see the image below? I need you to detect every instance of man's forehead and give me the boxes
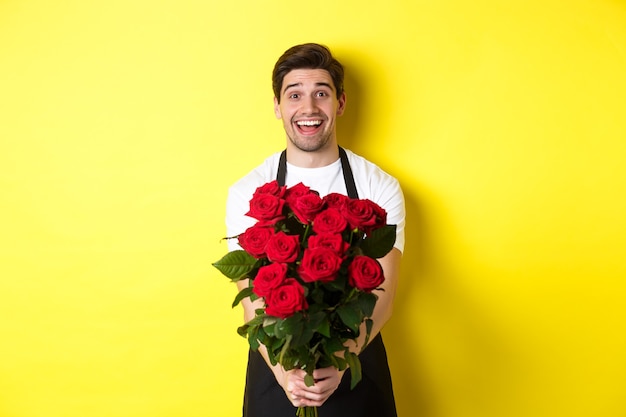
[281,69,334,92]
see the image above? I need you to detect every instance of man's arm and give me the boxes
[232,201,403,408]
[236,279,336,407]
[345,247,402,352]
[288,247,402,407]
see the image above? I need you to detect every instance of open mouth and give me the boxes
[295,119,323,134]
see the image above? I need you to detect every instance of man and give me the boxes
[226,43,405,417]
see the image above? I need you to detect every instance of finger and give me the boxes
[295,377,341,396]
[312,367,336,380]
[292,376,323,390]
[289,393,310,407]
[292,380,328,393]
[292,391,327,407]
[290,369,308,379]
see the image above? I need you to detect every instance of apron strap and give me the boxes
[276,146,359,199]
[276,150,287,188]
[339,146,359,199]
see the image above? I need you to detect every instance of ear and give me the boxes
[274,97,282,119]
[336,92,347,116]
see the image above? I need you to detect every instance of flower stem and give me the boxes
[301,223,312,245]
[296,406,318,417]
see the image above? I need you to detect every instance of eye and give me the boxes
[289,93,300,99]
[316,91,328,98]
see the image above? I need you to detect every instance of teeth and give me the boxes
[296,120,322,126]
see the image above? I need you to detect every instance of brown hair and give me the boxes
[272,43,344,103]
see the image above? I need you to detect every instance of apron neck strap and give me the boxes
[276,146,359,199]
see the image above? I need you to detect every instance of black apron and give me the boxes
[243,147,398,417]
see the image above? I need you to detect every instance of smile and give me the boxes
[296,120,322,127]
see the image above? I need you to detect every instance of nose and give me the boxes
[301,95,318,114]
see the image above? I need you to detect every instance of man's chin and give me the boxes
[288,136,330,153]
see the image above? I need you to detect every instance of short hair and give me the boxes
[272,43,344,103]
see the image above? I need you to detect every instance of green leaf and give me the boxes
[310,287,325,304]
[360,225,396,258]
[273,321,285,339]
[232,286,254,308]
[245,314,266,328]
[294,325,315,348]
[278,334,293,366]
[304,373,315,387]
[256,326,267,345]
[269,337,285,354]
[324,337,345,355]
[357,292,378,318]
[212,250,258,280]
[336,305,361,333]
[361,318,373,352]
[328,273,348,291]
[278,313,303,336]
[307,311,326,328]
[345,351,362,389]
[237,324,248,338]
[247,326,260,351]
[317,317,331,338]
[328,354,347,371]
[267,351,278,366]
[262,317,278,337]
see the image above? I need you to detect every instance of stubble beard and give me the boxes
[286,119,334,153]
[287,132,332,153]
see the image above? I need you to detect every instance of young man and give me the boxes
[225,43,405,417]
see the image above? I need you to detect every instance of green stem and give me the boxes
[301,223,312,245]
[296,406,318,417]
[347,287,358,302]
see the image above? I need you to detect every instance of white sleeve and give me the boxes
[225,182,257,252]
[375,177,406,254]
[224,155,282,252]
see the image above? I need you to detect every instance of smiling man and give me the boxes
[225,43,406,417]
[274,68,345,161]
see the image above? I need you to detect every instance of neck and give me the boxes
[285,142,340,168]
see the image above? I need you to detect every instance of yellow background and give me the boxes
[1,1,625,416]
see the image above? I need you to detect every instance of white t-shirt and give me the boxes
[226,148,405,253]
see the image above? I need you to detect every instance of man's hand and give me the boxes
[280,366,345,408]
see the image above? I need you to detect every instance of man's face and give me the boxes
[274,69,346,153]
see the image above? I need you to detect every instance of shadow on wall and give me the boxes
[333,49,386,155]
[387,189,437,417]
[335,54,437,416]
[335,59,362,153]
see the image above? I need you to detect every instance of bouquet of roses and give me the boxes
[213,180,396,417]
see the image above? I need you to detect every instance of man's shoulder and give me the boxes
[344,148,399,184]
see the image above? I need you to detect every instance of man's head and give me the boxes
[272,43,344,103]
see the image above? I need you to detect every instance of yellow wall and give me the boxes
[1,1,625,416]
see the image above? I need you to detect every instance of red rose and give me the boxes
[238,224,275,258]
[312,208,348,234]
[252,263,287,298]
[265,278,308,319]
[265,231,300,263]
[246,193,285,223]
[348,255,385,292]
[291,193,325,224]
[323,193,349,210]
[253,180,286,198]
[298,247,343,283]
[368,200,388,232]
[285,182,314,207]
[342,199,384,232]
[307,233,349,256]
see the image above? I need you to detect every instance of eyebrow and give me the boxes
[283,82,334,94]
